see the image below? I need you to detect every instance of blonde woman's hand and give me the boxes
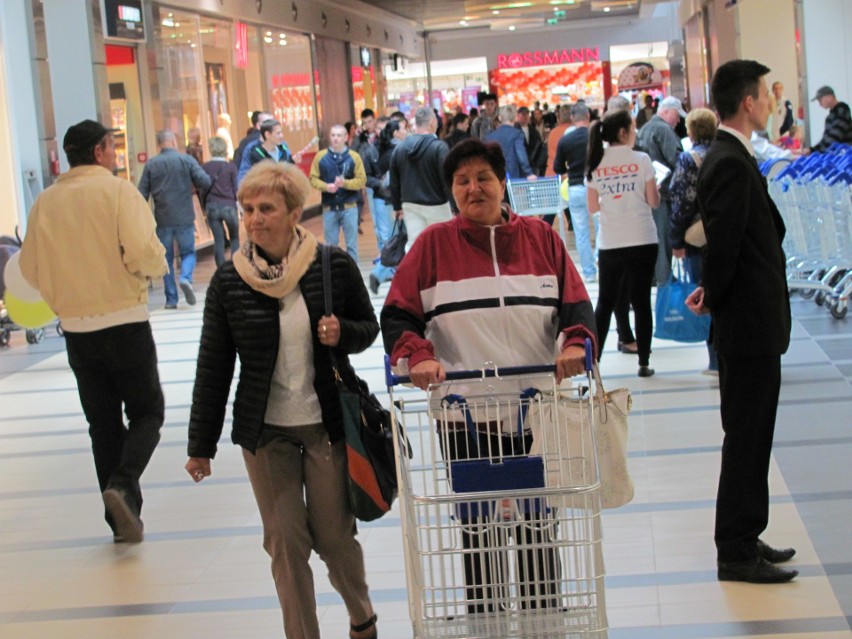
[318,314,341,347]
[186,457,211,482]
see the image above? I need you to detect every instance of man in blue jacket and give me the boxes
[485,105,537,182]
[138,130,211,309]
[309,125,366,262]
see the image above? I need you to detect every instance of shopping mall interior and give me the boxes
[0,0,851,637]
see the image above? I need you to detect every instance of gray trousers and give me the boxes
[243,423,373,639]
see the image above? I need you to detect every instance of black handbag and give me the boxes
[380,219,407,268]
[321,245,402,521]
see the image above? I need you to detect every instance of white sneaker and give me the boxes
[583,273,598,284]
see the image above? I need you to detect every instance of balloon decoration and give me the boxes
[3,251,42,302]
[3,292,56,329]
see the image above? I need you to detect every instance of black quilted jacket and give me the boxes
[187,245,379,458]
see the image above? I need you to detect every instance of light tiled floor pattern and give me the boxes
[1,216,850,638]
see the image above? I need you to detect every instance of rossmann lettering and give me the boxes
[497,47,600,70]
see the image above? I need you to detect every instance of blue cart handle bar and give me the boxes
[384,338,594,388]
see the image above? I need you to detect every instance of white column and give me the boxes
[42,0,108,174]
[0,0,46,235]
[799,0,852,146]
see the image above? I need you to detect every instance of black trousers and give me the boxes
[595,243,657,366]
[715,353,781,563]
[64,321,164,532]
[441,430,560,613]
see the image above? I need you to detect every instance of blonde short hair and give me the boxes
[238,162,311,213]
[686,107,718,144]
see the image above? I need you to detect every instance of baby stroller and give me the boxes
[0,232,48,347]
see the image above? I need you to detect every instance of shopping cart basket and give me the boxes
[385,342,608,639]
[506,177,569,246]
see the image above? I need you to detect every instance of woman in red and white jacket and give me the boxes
[380,138,596,614]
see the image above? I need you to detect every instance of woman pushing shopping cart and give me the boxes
[380,138,608,637]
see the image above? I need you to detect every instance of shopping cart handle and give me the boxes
[384,339,596,386]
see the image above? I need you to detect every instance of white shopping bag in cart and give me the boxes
[530,367,634,509]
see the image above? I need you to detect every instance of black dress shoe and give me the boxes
[369,274,380,295]
[757,539,796,563]
[638,366,655,377]
[717,556,798,583]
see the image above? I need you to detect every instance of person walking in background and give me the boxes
[19,119,168,544]
[635,94,656,129]
[485,105,537,182]
[587,109,660,377]
[186,161,380,638]
[233,110,272,169]
[516,106,546,175]
[809,85,852,153]
[185,127,204,164]
[636,95,685,286]
[544,105,572,178]
[553,102,596,282]
[138,130,211,309]
[669,107,719,374]
[239,119,301,185]
[471,92,498,140]
[368,119,408,294]
[310,124,366,262]
[389,107,451,252]
[444,112,471,149]
[201,136,240,266]
[687,59,798,584]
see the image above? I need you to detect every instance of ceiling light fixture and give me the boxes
[460,20,468,25]
[603,6,611,11]
[508,25,516,30]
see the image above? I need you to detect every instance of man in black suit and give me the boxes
[686,60,797,584]
[515,106,546,175]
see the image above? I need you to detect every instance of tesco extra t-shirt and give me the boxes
[586,146,657,250]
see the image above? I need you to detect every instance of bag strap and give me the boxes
[200,162,226,206]
[688,149,703,169]
[320,244,343,380]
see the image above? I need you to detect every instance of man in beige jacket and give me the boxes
[19,120,168,544]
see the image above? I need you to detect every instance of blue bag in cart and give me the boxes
[654,259,711,343]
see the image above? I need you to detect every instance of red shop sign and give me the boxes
[497,47,600,70]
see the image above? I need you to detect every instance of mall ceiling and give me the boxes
[356,0,653,31]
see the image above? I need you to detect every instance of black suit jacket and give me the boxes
[697,130,790,357]
[515,123,546,175]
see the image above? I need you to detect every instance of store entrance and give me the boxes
[105,44,144,183]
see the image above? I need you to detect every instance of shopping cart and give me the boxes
[385,343,608,639]
[506,177,569,246]
[769,144,852,318]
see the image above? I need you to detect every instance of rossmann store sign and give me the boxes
[496,47,601,69]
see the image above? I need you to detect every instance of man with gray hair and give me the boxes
[636,95,686,285]
[553,102,596,281]
[389,107,451,251]
[485,105,537,181]
[138,130,211,309]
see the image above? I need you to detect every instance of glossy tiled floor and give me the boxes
[1,215,850,639]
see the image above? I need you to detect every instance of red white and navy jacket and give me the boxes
[380,208,597,376]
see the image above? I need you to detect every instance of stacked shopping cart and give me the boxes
[768,144,852,319]
[385,350,608,639]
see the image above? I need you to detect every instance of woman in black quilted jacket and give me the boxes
[185,162,380,639]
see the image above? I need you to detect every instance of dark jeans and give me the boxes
[207,204,240,267]
[64,322,164,533]
[441,430,560,613]
[595,243,658,366]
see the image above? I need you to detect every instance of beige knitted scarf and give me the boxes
[233,225,318,299]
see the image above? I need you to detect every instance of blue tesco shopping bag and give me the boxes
[654,261,711,343]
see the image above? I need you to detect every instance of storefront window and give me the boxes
[262,30,317,156]
[610,42,671,110]
[492,61,605,111]
[384,57,487,116]
[150,8,207,148]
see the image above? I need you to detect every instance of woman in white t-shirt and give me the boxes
[586,109,661,377]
